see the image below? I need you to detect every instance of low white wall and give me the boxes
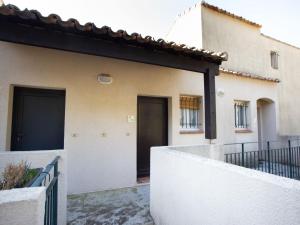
[166,144,224,161]
[150,146,300,225]
[0,187,45,225]
[0,150,67,225]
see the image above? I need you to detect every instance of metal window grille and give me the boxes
[180,96,201,129]
[234,101,248,128]
[271,51,279,69]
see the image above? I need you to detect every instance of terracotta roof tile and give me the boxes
[202,1,261,28]
[220,67,280,83]
[0,4,228,63]
[261,33,300,50]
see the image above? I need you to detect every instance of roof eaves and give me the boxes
[261,33,300,51]
[220,67,280,83]
[201,1,262,28]
[0,4,228,63]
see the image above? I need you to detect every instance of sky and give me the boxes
[5,0,300,47]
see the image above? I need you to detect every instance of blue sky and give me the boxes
[6,0,300,47]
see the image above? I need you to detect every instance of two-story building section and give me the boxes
[167,2,300,149]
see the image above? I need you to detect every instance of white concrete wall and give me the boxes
[150,146,300,225]
[166,3,203,49]
[0,150,67,225]
[166,4,280,148]
[165,144,223,161]
[167,3,300,136]
[215,73,278,151]
[0,187,45,225]
[201,6,300,136]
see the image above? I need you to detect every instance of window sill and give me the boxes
[235,129,252,133]
[180,130,204,134]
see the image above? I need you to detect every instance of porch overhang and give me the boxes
[0,4,228,139]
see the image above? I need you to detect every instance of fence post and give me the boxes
[267,141,271,173]
[241,143,245,167]
[288,140,292,178]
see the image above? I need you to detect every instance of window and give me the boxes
[234,101,249,129]
[180,96,202,130]
[271,51,279,69]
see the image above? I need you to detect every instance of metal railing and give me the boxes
[31,156,60,225]
[224,140,300,180]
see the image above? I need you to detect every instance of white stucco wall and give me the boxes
[163,144,223,161]
[0,41,210,194]
[0,150,67,225]
[150,146,300,225]
[201,6,300,136]
[166,3,202,49]
[0,41,280,193]
[0,187,45,225]
[167,4,300,136]
[215,73,278,150]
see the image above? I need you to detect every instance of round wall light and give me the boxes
[97,73,113,84]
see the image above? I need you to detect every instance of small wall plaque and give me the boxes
[127,115,135,123]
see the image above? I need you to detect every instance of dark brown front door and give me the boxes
[137,96,168,177]
[11,87,66,151]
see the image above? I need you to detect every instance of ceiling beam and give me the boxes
[0,20,219,74]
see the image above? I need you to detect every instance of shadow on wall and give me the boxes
[257,98,277,149]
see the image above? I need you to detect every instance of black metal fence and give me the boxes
[31,156,60,225]
[224,140,300,180]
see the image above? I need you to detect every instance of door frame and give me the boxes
[137,96,169,178]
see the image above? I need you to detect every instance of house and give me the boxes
[168,2,300,148]
[0,1,299,197]
[0,3,227,195]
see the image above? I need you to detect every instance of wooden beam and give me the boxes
[0,20,219,73]
[0,19,221,140]
[204,67,218,139]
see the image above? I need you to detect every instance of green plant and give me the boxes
[0,161,38,190]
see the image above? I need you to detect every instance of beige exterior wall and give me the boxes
[0,41,278,193]
[201,6,300,136]
[167,4,300,136]
[215,73,278,146]
[0,41,210,193]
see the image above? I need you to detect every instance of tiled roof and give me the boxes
[220,67,280,83]
[202,1,262,28]
[261,33,300,51]
[0,4,228,63]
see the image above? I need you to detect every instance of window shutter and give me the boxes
[271,51,279,69]
[180,96,200,109]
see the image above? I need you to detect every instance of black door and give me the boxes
[11,87,66,151]
[137,96,168,177]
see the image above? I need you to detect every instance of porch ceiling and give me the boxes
[0,4,227,74]
[0,4,226,139]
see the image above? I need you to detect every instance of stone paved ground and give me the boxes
[67,185,154,225]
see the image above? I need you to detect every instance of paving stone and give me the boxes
[67,185,154,225]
